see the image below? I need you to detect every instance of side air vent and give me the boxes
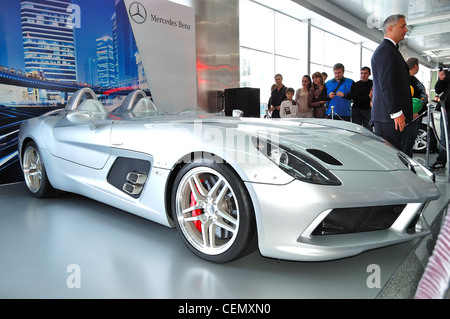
[107,157,151,198]
[306,149,343,166]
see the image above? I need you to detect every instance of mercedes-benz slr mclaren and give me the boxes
[18,88,440,263]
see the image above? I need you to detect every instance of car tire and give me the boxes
[171,159,258,263]
[22,141,56,198]
[413,124,428,153]
[413,123,438,154]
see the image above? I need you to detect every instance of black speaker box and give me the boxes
[224,88,260,117]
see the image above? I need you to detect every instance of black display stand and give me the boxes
[224,88,260,118]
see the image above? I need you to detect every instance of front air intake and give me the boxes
[312,205,406,236]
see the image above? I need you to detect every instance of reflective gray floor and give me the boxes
[0,155,448,299]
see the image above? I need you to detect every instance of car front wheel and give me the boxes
[171,161,257,263]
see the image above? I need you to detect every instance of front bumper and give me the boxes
[247,169,439,261]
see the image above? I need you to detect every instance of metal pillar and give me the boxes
[426,102,432,167]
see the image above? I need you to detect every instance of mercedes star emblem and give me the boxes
[129,2,147,24]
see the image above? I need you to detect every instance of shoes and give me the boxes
[430,162,446,169]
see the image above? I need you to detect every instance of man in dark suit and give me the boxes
[371,14,412,150]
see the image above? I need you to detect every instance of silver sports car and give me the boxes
[18,88,440,263]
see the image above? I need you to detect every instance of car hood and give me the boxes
[151,113,408,172]
[110,110,412,173]
[249,118,401,172]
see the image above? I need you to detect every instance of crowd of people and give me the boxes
[267,14,450,170]
[268,64,373,125]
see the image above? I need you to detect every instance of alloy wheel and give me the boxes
[23,145,43,193]
[175,166,240,256]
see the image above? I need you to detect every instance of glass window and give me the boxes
[240,0,274,53]
[341,40,359,80]
[323,32,341,69]
[310,26,370,82]
[239,0,308,106]
[362,47,374,74]
[417,64,431,98]
[274,12,302,58]
[240,1,378,107]
[310,27,324,65]
[310,62,323,74]
[275,55,302,91]
[240,47,274,103]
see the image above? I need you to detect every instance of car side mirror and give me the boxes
[66,111,97,130]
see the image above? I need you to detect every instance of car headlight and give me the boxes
[252,137,342,186]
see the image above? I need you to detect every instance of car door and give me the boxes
[41,113,113,170]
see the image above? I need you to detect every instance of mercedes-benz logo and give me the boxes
[129,2,147,24]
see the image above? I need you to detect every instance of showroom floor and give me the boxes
[0,154,448,299]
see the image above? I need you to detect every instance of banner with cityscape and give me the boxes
[0,0,148,184]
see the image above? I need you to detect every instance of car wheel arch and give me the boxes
[163,151,259,227]
[20,137,36,162]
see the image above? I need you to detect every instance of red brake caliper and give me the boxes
[190,180,204,232]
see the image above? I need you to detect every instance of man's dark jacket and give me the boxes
[371,39,412,124]
[435,69,450,110]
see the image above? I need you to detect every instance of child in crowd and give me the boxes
[280,88,298,118]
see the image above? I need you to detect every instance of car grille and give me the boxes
[312,205,407,236]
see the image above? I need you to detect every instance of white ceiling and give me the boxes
[291,0,450,68]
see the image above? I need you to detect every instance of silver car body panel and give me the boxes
[18,104,441,261]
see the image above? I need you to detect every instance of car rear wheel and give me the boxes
[22,141,56,198]
[413,125,428,153]
[171,160,257,263]
[413,123,438,154]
